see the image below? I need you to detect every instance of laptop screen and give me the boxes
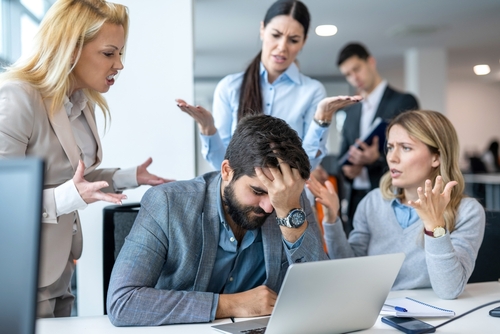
[0,158,44,334]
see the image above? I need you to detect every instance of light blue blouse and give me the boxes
[200,62,328,170]
[391,198,420,229]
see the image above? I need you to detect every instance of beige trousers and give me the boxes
[36,255,75,318]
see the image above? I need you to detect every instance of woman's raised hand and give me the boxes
[407,175,458,231]
[314,95,363,121]
[306,175,340,223]
[73,160,127,205]
[175,99,217,136]
[136,157,175,186]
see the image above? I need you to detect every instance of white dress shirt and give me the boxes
[353,80,387,190]
[199,62,327,170]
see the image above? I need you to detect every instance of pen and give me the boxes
[384,303,408,312]
[230,317,235,323]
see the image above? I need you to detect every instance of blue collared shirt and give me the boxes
[391,198,420,229]
[200,62,327,170]
[208,176,305,320]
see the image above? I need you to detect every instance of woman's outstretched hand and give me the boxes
[314,95,362,121]
[136,157,175,186]
[73,160,127,205]
[175,98,216,135]
[407,176,457,231]
[306,175,340,223]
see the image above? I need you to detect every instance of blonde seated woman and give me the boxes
[307,110,485,299]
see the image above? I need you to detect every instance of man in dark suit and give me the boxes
[337,43,419,234]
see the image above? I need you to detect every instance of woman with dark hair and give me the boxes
[177,0,359,170]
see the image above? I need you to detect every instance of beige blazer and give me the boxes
[0,81,118,288]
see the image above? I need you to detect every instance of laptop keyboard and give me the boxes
[240,327,266,333]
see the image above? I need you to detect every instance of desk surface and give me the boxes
[37,282,500,334]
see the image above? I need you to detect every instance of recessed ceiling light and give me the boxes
[315,25,337,37]
[473,64,491,76]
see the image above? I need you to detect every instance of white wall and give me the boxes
[447,79,500,158]
[76,0,195,316]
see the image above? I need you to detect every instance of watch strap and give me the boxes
[313,118,331,128]
[424,226,446,238]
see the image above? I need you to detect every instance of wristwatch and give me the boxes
[313,118,331,128]
[424,226,446,238]
[276,208,306,228]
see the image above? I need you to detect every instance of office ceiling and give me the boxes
[193,0,500,82]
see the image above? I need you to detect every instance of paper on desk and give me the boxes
[381,297,455,317]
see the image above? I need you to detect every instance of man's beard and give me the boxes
[223,182,271,230]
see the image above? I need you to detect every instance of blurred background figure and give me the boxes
[335,42,419,235]
[481,139,500,173]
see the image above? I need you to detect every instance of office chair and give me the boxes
[102,202,140,314]
[468,210,500,283]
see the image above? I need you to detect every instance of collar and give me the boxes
[390,197,412,210]
[259,61,301,85]
[216,175,231,231]
[64,90,88,122]
[364,80,387,109]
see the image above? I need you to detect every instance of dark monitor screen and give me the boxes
[0,158,44,334]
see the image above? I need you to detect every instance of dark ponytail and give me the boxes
[237,0,310,121]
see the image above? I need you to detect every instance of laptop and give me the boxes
[0,158,45,334]
[212,253,405,334]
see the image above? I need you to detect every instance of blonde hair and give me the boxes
[380,110,464,232]
[0,0,129,119]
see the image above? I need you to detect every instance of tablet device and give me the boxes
[338,117,387,166]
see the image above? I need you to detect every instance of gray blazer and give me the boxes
[339,85,419,189]
[107,172,328,326]
[0,81,117,288]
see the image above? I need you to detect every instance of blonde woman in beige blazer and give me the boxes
[0,0,170,317]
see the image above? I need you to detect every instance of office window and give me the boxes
[20,13,38,56]
[0,0,5,62]
[20,0,44,19]
[0,0,52,65]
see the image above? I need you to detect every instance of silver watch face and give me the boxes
[289,209,306,228]
[276,208,306,228]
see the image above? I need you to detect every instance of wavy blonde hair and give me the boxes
[0,0,129,119]
[380,110,464,232]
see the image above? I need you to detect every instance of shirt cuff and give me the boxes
[322,218,344,240]
[54,179,88,216]
[210,293,220,321]
[199,132,225,170]
[282,232,305,250]
[199,132,218,156]
[113,167,138,190]
[303,123,328,166]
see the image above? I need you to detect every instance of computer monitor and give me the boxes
[0,157,44,334]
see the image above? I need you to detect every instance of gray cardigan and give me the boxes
[323,189,485,299]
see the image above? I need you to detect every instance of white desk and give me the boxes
[37,282,500,334]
